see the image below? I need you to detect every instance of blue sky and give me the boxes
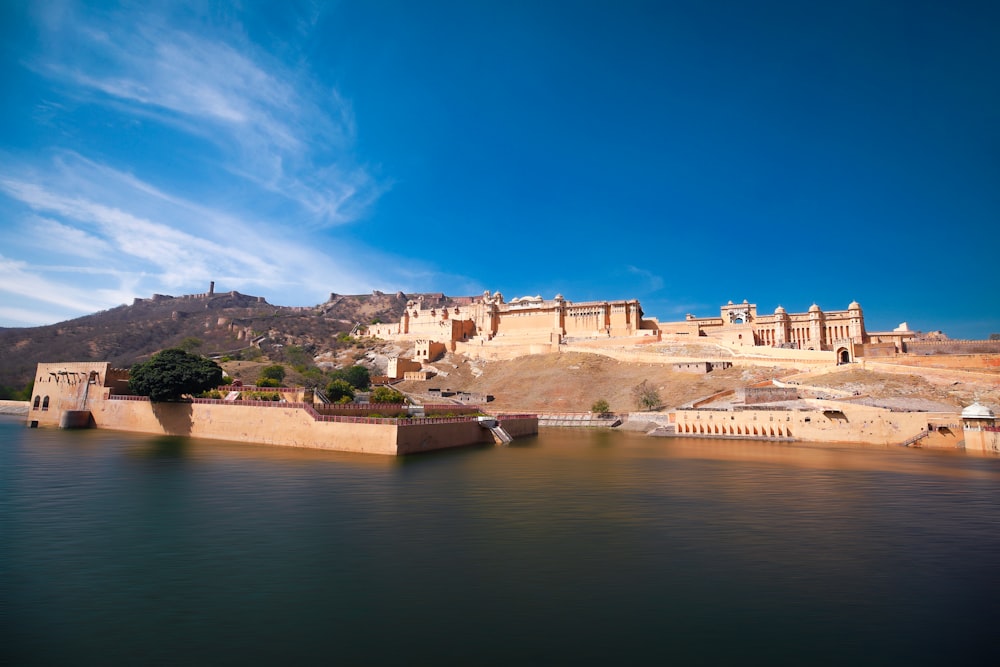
[1,1,997,338]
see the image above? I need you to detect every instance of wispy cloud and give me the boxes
[30,1,379,226]
[626,265,665,292]
[0,2,420,326]
[0,149,409,329]
[0,254,117,317]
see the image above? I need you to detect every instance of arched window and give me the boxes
[33,395,41,409]
[42,396,50,411]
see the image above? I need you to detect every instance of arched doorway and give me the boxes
[837,348,851,364]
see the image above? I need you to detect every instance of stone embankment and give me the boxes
[0,400,29,416]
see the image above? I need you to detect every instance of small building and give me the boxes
[386,356,422,380]
[673,361,732,374]
[961,402,999,454]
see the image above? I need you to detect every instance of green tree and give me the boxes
[257,377,280,388]
[591,399,611,416]
[259,364,286,383]
[0,380,33,401]
[330,365,371,390]
[129,349,224,402]
[632,380,661,411]
[370,386,406,404]
[325,379,356,403]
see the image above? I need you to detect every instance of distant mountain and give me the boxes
[0,289,456,395]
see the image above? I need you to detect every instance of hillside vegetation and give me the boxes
[0,290,419,397]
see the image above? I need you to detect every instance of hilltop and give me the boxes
[5,288,998,414]
[0,289,444,396]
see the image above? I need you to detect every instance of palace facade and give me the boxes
[658,300,920,363]
[369,291,660,351]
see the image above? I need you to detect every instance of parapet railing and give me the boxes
[106,394,526,426]
[216,385,301,393]
[302,403,480,426]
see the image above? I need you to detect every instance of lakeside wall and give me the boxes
[670,402,962,448]
[26,360,537,456]
[34,394,537,455]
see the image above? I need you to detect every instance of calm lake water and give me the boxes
[2,414,999,666]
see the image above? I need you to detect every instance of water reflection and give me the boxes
[2,418,999,665]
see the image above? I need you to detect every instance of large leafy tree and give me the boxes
[129,349,224,402]
[325,379,356,403]
[329,365,371,390]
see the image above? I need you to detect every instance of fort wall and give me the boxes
[904,340,1000,355]
[671,403,960,447]
[874,353,1000,370]
[27,361,537,455]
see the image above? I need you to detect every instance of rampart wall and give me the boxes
[904,340,1000,355]
[875,354,1000,370]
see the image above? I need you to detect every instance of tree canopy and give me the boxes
[370,386,406,404]
[329,365,371,390]
[325,379,356,403]
[129,348,224,402]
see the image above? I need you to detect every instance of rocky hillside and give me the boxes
[392,350,999,415]
[0,289,450,396]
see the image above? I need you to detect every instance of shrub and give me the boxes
[632,380,661,411]
[370,386,406,404]
[591,399,611,416]
[259,364,286,383]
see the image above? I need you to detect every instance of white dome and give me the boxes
[962,402,995,419]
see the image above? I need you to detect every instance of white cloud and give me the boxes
[0,150,405,324]
[23,215,113,260]
[0,254,113,315]
[0,3,458,327]
[29,1,377,227]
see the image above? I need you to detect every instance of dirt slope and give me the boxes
[396,351,1000,415]
[398,351,788,413]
